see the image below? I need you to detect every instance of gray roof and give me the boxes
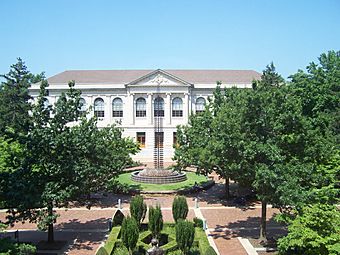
[47,69,261,84]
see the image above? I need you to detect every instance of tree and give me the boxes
[2,79,139,243]
[0,58,44,140]
[121,216,139,255]
[174,83,247,198]
[130,195,147,228]
[148,205,163,239]
[172,196,188,222]
[277,204,340,255]
[176,220,195,255]
[241,63,313,240]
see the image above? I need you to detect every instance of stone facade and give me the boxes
[29,69,260,166]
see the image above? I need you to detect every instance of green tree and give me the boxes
[0,58,44,140]
[148,205,163,239]
[2,79,138,243]
[277,204,340,255]
[121,216,139,255]
[175,220,195,255]
[130,195,147,227]
[172,196,188,223]
[241,63,312,240]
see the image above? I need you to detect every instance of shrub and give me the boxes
[172,196,188,222]
[176,220,195,255]
[112,209,125,226]
[148,205,163,239]
[277,204,340,255]
[130,195,147,227]
[0,238,36,255]
[16,243,37,255]
[193,217,203,228]
[113,247,129,255]
[205,246,218,255]
[121,216,139,254]
[95,246,108,255]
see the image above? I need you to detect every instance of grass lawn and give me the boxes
[116,171,208,191]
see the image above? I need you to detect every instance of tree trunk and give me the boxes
[225,177,230,200]
[47,205,54,243]
[259,200,267,241]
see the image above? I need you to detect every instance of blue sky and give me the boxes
[0,0,339,79]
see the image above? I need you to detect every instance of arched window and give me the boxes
[112,98,123,117]
[172,97,183,117]
[136,97,146,117]
[154,96,164,117]
[94,98,105,118]
[79,98,87,114]
[195,97,205,114]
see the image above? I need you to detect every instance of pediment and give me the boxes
[126,69,192,87]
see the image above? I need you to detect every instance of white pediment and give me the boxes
[126,69,192,87]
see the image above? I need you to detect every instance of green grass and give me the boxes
[116,172,208,191]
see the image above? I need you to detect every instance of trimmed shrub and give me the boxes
[193,217,203,228]
[95,246,108,255]
[121,216,139,254]
[205,246,218,255]
[172,196,188,222]
[113,247,129,255]
[112,209,125,226]
[130,195,147,227]
[148,205,163,239]
[176,220,195,255]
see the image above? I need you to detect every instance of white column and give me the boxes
[127,93,134,125]
[105,95,111,124]
[188,90,192,116]
[184,93,189,122]
[89,95,94,118]
[147,93,153,125]
[165,92,171,125]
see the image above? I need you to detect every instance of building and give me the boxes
[30,69,261,167]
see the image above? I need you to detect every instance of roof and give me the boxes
[47,69,261,84]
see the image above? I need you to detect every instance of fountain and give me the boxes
[131,74,187,184]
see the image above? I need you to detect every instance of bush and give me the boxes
[205,246,218,255]
[130,195,147,227]
[0,238,36,255]
[277,204,340,255]
[112,209,125,226]
[193,217,203,228]
[148,205,163,239]
[176,220,195,255]
[172,196,188,222]
[95,246,108,255]
[121,216,139,254]
[113,247,129,255]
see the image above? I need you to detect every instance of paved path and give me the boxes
[0,178,286,254]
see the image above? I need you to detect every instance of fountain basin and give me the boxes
[131,170,187,184]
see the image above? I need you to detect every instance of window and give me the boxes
[195,97,205,114]
[172,97,183,117]
[136,97,146,117]
[112,98,123,117]
[154,96,164,117]
[94,98,105,118]
[137,132,146,148]
[155,132,164,148]
[79,98,87,114]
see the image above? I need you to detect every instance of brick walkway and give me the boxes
[0,179,286,255]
